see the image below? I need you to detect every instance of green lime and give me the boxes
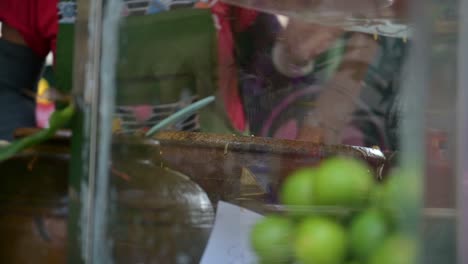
[315,157,374,207]
[380,169,422,227]
[250,215,294,263]
[294,217,347,264]
[280,167,317,213]
[368,234,418,264]
[369,184,386,208]
[349,209,389,260]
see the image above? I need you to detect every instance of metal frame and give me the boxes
[457,0,468,262]
[71,0,104,262]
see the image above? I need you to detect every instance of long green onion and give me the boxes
[0,104,75,162]
[145,96,215,137]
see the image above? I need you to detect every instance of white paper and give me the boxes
[200,201,264,264]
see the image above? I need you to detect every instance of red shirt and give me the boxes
[0,0,58,59]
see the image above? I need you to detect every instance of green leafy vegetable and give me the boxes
[145,96,215,137]
[0,104,75,162]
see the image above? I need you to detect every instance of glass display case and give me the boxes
[65,0,465,263]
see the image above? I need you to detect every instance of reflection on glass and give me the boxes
[65,0,460,263]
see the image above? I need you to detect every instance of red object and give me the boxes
[132,105,153,123]
[0,0,58,59]
[36,102,56,128]
[211,2,257,131]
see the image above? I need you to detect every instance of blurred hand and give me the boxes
[297,125,327,144]
[297,112,342,145]
[297,33,379,145]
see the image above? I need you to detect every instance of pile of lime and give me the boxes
[250,157,420,264]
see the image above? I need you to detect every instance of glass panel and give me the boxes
[69,0,464,263]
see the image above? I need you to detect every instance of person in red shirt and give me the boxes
[0,0,58,140]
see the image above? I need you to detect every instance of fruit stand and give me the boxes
[0,0,465,263]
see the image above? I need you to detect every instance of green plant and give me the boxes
[0,104,75,162]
